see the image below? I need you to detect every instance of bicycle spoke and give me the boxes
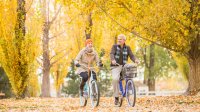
[90,81,100,107]
[80,91,87,107]
[126,80,136,107]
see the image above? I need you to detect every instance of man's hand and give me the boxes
[111,60,117,65]
[98,62,103,67]
[75,63,80,67]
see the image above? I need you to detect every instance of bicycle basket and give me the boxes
[122,63,137,78]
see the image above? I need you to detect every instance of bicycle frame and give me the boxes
[119,78,133,97]
[84,70,96,98]
[115,63,136,97]
[113,63,137,107]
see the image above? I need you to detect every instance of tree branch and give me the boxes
[120,2,181,46]
[171,17,189,29]
[92,0,182,52]
[120,2,134,16]
[50,52,69,68]
[47,0,50,22]
[36,57,43,67]
[49,31,65,40]
[49,6,62,26]
[50,48,67,61]
[26,0,34,13]
[142,48,149,68]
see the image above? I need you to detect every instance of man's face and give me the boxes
[86,42,93,48]
[117,37,125,45]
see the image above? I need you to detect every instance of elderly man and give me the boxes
[110,34,138,105]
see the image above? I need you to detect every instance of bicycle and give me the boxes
[78,64,100,108]
[115,63,137,107]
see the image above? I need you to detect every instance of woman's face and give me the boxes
[86,42,93,48]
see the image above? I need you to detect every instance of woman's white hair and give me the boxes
[118,34,126,40]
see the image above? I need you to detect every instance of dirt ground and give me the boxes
[0,96,200,112]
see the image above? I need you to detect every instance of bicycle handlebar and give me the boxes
[79,64,100,70]
[114,63,138,66]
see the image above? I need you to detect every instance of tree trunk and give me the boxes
[40,0,61,97]
[41,22,51,97]
[148,44,155,91]
[56,90,61,97]
[85,12,93,39]
[143,47,148,85]
[186,35,200,95]
[143,44,156,91]
[148,79,155,91]
[15,0,26,40]
[15,0,27,98]
[56,68,61,97]
[56,85,61,98]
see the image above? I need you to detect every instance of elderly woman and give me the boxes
[74,39,103,96]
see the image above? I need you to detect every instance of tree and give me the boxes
[39,0,62,97]
[143,44,156,91]
[97,0,200,95]
[141,44,177,91]
[0,0,40,98]
[172,52,189,81]
[62,60,79,96]
[0,67,12,97]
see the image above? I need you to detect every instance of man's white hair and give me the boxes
[118,34,126,40]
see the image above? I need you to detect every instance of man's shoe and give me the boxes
[114,97,119,105]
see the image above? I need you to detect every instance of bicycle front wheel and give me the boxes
[80,90,87,107]
[126,80,136,107]
[90,81,100,107]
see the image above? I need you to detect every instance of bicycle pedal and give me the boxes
[93,97,97,101]
[83,92,88,96]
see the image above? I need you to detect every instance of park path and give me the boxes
[0,96,200,112]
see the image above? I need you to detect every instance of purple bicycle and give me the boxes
[116,63,137,107]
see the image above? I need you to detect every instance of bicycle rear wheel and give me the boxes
[126,80,136,107]
[90,81,100,107]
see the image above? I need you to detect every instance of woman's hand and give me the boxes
[75,63,81,67]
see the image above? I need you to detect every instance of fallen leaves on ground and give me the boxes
[0,96,200,112]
